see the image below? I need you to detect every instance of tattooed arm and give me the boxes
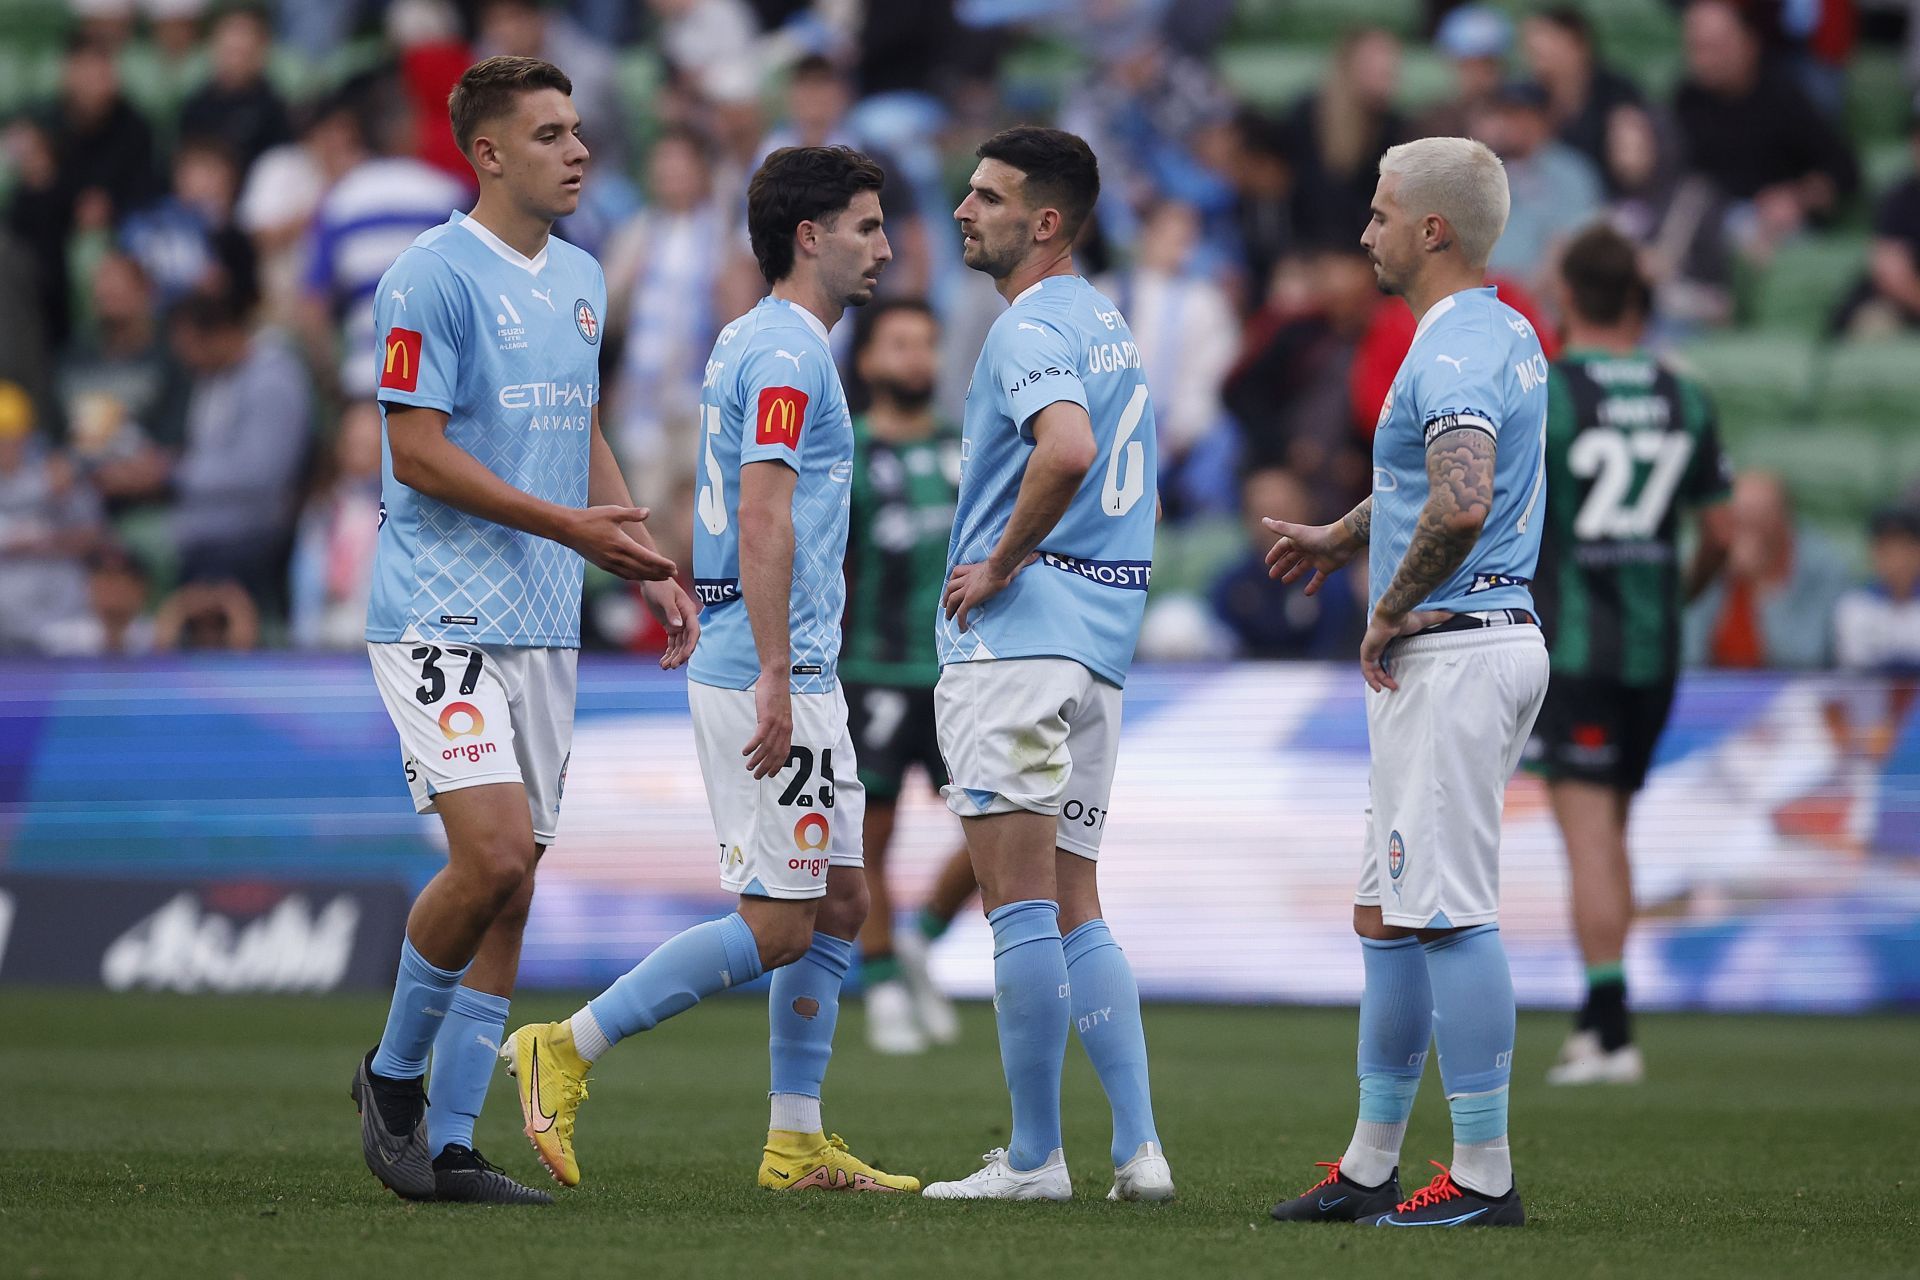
[1359,427,1496,690]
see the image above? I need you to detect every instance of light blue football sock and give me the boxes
[768,932,855,1132]
[1341,935,1432,1188]
[425,985,510,1156]
[587,913,763,1045]
[371,936,470,1079]
[1063,919,1160,1166]
[1425,924,1515,1195]
[989,900,1069,1172]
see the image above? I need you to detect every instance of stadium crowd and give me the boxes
[1,0,1917,673]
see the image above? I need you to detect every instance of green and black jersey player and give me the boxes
[842,298,978,1055]
[1527,226,1732,1085]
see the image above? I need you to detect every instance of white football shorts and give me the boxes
[689,679,865,900]
[934,656,1122,860]
[367,641,578,844]
[1356,625,1549,928]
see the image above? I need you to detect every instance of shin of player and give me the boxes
[1262,137,1548,1228]
[357,56,695,1206]
[503,145,916,1195]
[921,128,1169,1204]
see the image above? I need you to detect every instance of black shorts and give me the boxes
[844,681,948,802]
[1525,674,1677,794]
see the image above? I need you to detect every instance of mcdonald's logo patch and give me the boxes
[755,386,809,449]
[380,327,423,393]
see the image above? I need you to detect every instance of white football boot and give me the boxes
[922,1147,1072,1201]
[865,978,927,1055]
[1545,1029,1645,1085]
[1107,1141,1175,1202]
[895,927,960,1045]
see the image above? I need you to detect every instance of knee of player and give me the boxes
[464,839,537,911]
[745,912,815,969]
[815,878,870,939]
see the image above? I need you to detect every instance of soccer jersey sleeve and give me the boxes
[1410,339,1507,448]
[372,249,463,414]
[990,314,1088,442]
[1677,375,1734,507]
[735,338,828,472]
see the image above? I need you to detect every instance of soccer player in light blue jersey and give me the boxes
[1262,137,1550,1228]
[352,57,698,1206]
[504,146,919,1196]
[920,127,1171,1204]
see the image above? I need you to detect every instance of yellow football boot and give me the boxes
[758,1131,920,1193]
[500,1021,590,1188]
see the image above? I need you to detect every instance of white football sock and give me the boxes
[1450,1135,1513,1197]
[568,1007,611,1064]
[770,1092,821,1134]
[1339,1120,1405,1189]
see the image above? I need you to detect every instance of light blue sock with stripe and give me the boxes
[582,913,763,1053]
[426,985,510,1156]
[1341,935,1431,1188]
[989,899,1069,1172]
[768,932,855,1133]
[1063,919,1160,1167]
[371,936,471,1079]
[1425,924,1515,1196]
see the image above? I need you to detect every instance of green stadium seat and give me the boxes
[1865,140,1913,200]
[1818,339,1920,427]
[1848,52,1911,146]
[1216,44,1324,110]
[1673,333,1819,428]
[1723,422,1896,523]
[1746,234,1869,335]
[1252,0,1419,42]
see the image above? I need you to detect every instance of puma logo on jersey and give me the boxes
[389,287,413,310]
[773,349,807,369]
[1017,322,1047,333]
[530,287,555,310]
[1435,354,1469,372]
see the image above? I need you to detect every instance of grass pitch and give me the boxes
[3,990,1912,1278]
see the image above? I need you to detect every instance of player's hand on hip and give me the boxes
[641,578,700,670]
[943,555,1033,633]
[1262,518,1356,596]
[1359,609,1449,693]
[744,675,793,779]
[564,505,678,581]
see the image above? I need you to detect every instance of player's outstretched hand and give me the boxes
[1262,517,1359,596]
[942,555,1035,633]
[564,506,678,581]
[641,578,701,670]
[744,677,792,779]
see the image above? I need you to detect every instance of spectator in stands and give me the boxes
[650,0,765,108]
[477,0,628,173]
[1286,27,1407,250]
[1835,111,1920,336]
[1673,0,1859,261]
[1211,466,1364,659]
[289,400,382,649]
[119,137,256,309]
[1419,4,1513,141]
[1221,108,1295,305]
[1473,81,1605,297]
[388,0,478,186]
[1834,506,1920,674]
[1096,200,1238,519]
[0,381,104,654]
[70,541,158,656]
[153,579,260,651]
[0,226,57,434]
[1605,96,1737,332]
[169,284,312,615]
[56,251,188,510]
[298,78,465,394]
[1686,470,1850,669]
[177,4,292,173]
[604,128,729,518]
[1521,6,1646,194]
[237,89,369,328]
[46,33,162,228]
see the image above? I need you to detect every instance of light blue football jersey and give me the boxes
[365,213,606,648]
[688,296,853,696]
[938,275,1159,688]
[1370,285,1549,616]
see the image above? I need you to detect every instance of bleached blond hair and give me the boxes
[1377,137,1510,268]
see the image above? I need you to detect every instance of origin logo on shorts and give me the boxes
[380,326,423,392]
[1388,830,1406,880]
[756,386,809,449]
[436,701,497,764]
[790,812,830,878]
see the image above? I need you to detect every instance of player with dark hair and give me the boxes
[504,145,919,1195]
[842,297,976,1055]
[353,55,695,1205]
[922,126,1171,1203]
[1527,222,1732,1084]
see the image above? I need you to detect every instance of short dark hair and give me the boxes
[746,145,886,285]
[975,126,1100,242]
[1534,5,1594,46]
[447,56,573,155]
[1558,223,1651,325]
[852,296,936,359]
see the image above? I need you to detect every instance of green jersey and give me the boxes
[1535,350,1732,685]
[839,415,960,688]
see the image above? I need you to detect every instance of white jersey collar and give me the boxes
[1013,274,1078,305]
[1410,285,1496,345]
[772,296,832,346]
[457,212,549,276]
